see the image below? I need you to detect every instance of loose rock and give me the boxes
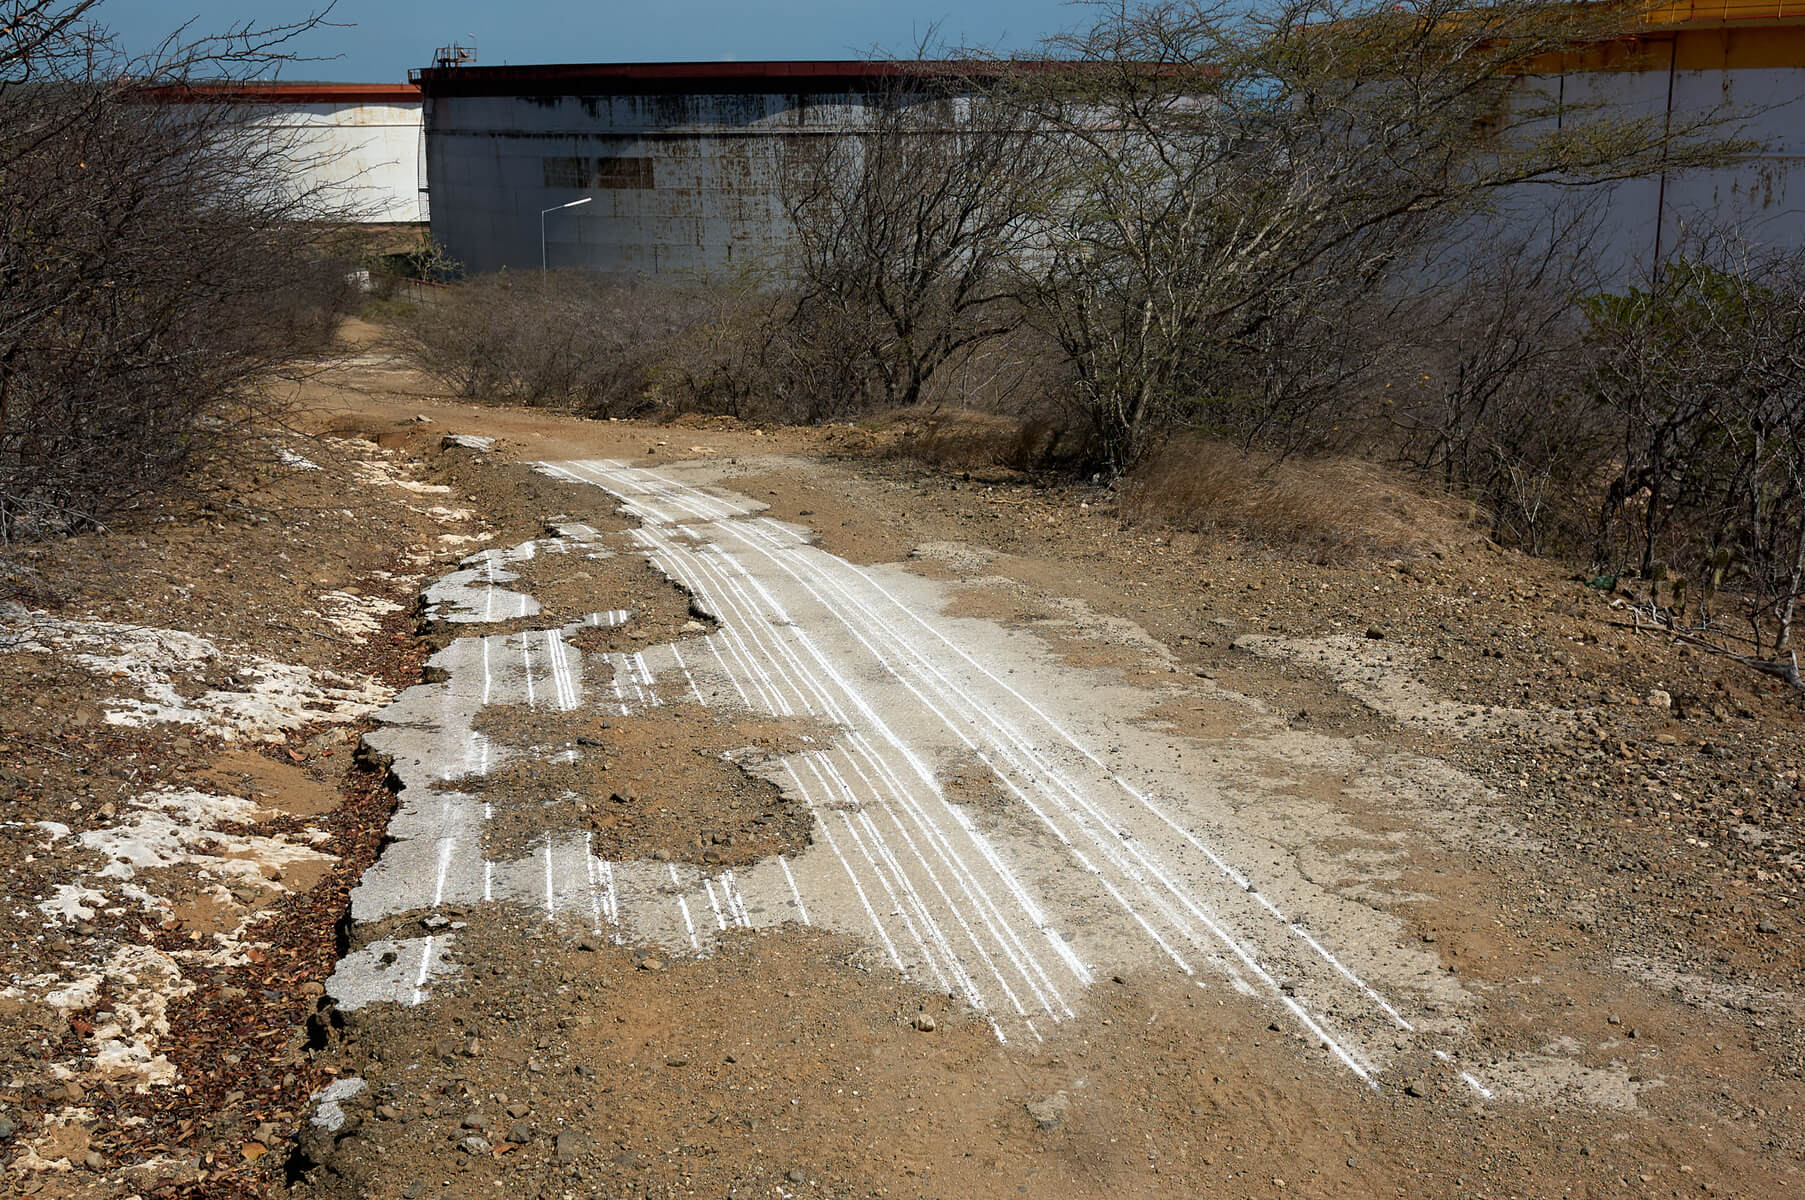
[1026,1092,1071,1130]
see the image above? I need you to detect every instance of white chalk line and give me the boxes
[584,463,1071,1025]
[565,462,1077,1005]
[673,481,1380,1077]
[778,854,811,925]
[556,459,1401,1079]
[668,862,701,951]
[617,484,1089,1007]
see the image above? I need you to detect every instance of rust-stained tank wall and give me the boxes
[424,87,874,276]
[1529,26,1805,281]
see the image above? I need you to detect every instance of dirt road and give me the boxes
[346,454,1478,1069]
[298,418,1802,1197]
[4,334,1801,1199]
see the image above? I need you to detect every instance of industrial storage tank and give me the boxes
[413,14,1804,284]
[410,61,910,277]
[1519,3,1805,280]
[149,82,426,232]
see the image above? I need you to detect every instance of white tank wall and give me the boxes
[1659,62,1805,262]
[245,101,425,224]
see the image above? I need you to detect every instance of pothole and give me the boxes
[460,704,833,867]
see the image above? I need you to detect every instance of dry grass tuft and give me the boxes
[1120,438,1466,560]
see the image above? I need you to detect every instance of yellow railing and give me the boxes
[1643,0,1805,24]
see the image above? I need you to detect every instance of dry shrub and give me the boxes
[389,272,711,416]
[880,408,1023,471]
[1120,438,1464,560]
[0,12,361,543]
[868,407,1094,474]
[647,284,789,420]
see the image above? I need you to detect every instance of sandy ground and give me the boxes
[1,321,1800,1199]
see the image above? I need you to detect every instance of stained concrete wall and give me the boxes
[424,90,879,276]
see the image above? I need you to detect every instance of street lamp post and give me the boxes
[540,196,593,273]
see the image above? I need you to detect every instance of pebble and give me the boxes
[555,1130,585,1163]
[506,1101,531,1119]
[913,1012,937,1033]
[1756,918,1779,934]
[787,1169,806,1183]
[1404,1080,1428,1098]
[1026,1092,1071,1130]
[0,1115,13,1141]
[506,1120,532,1145]
[458,1136,491,1155]
[638,957,664,972]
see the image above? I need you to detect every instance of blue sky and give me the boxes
[100,1,1087,82]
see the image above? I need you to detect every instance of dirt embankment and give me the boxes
[0,342,608,1196]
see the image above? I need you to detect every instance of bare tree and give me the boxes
[777,59,1061,419]
[0,1,352,544]
[1386,196,1614,552]
[1005,0,1740,471]
[1582,234,1805,684]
